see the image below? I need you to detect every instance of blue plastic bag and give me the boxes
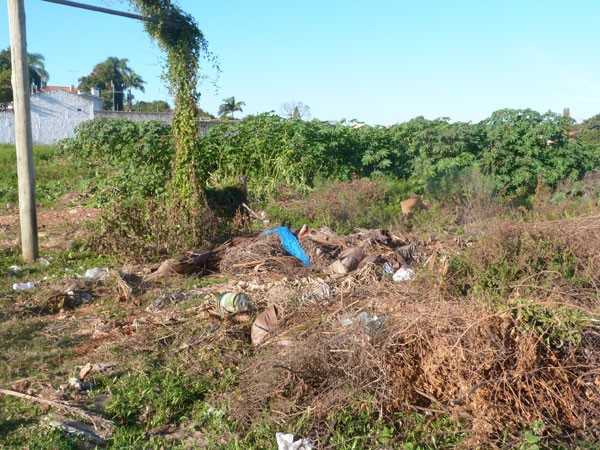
[261,227,311,266]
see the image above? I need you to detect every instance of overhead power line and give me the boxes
[40,0,182,28]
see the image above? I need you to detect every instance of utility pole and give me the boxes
[7,0,39,262]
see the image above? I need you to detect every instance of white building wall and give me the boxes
[0,89,98,145]
[0,111,15,144]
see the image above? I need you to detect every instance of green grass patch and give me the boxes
[0,144,94,208]
[103,367,210,428]
[0,396,85,449]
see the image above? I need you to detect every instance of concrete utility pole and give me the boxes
[7,0,39,262]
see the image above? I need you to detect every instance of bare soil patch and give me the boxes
[0,207,99,251]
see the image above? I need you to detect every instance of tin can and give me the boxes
[215,292,249,314]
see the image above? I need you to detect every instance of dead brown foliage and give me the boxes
[218,228,408,278]
[234,289,600,445]
[218,233,334,277]
[231,215,600,446]
[91,196,219,260]
[446,215,600,307]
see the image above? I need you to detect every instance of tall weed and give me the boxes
[60,119,174,203]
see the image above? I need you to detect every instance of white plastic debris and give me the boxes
[392,267,415,282]
[39,257,50,266]
[68,377,91,391]
[276,432,314,450]
[341,311,383,334]
[9,265,22,273]
[77,267,109,281]
[45,413,109,443]
[12,281,35,290]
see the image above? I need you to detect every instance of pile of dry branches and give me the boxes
[234,292,600,444]
[231,217,600,445]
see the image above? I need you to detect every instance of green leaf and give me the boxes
[524,430,541,444]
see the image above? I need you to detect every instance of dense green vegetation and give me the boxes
[61,108,600,204]
[203,109,597,199]
[59,119,173,203]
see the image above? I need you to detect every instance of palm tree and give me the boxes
[218,96,245,119]
[27,52,49,91]
[122,68,145,110]
[78,57,145,111]
[0,48,49,92]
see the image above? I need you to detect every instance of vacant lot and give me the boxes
[1,137,599,449]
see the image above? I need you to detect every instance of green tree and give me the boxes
[78,57,144,111]
[577,113,600,151]
[134,100,171,112]
[0,47,49,104]
[480,108,585,196]
[122,68,145,110]
[27,52,49,91]
[0,48,10,105]
[218,96,245,119]
[0,70,11,106]
[197,106,215,119]
[0,47,11,72]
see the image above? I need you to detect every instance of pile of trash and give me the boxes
[142,225,451,351]
[149,225,417,282]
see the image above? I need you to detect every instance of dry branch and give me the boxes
[0,388,114,432]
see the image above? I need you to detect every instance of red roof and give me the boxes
[41,86,78,93]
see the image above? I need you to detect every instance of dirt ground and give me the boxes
[0,207,99,251]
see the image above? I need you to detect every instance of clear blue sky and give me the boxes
[2,0,599,124]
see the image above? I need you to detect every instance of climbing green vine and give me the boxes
[128,0,216,244]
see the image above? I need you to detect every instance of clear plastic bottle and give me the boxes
[12,281,35,290]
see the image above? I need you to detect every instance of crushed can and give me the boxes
[215,292,249,314]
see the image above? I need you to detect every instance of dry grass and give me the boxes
[233,287,600,445]
[446,214,600,308]
[229,213,600,446]
[218,233,332,277]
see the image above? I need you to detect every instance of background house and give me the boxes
[0,86,103,145]
[0,86,221,145]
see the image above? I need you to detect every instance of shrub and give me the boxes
[446,219,600,306]
[425,167,507,225]
[60,118,174,202]
[88,196,218,259]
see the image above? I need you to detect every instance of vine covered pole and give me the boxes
[7,0,39,261]
[130,0,213,245]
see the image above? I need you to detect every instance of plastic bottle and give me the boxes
[12,281,35,290]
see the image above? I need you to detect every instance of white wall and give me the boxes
[0,92,223,145]
[0,111,14,144]
[0,90,96,145]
